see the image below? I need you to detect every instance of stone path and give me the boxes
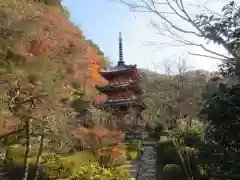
[125,131,157,180]
[128,132,157,180]
[129,160,139,178]
[137,141,157,180]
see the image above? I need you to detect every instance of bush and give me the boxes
[60,151,98,169]
[183,131,203,147]
[39,153,74,179]
[183,124,204,147]
[156,140,200,178]
[111,151,127,167]
[126,140,142,152]
[115,168,132,180]
[5,145,38,164]
[69,162,132,180]
[156,140,181,165]
[4,149,98,179]
[128,151,138,160]
[163,164,185,180]
[39,152,98,179]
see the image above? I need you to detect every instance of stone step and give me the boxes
[133,140,157,180]
[142,142,156,144]
[142,164,156,168]
[142,169,156,173]
[141,159,156,162]
[142,155,156,158]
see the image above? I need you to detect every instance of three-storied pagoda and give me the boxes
[95,33,146,131]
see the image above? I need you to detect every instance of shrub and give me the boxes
[110,151,127,167]
[5,149,98,179]
[183,123,204,147]
[128,151,138,160]
[74,126,124,155]
[156,140,181,165]
[60,151,98,168]
[163,164,185,180]
[183,131,203,147]
[126,140,142,152]
[74,126,125,167]
[39,153,73,179]
[115,168,132,180]
[69,162,132,180]
[5,145,38,164]
[156,140,200,178]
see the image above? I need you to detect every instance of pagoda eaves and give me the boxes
[94,32,146,130]
[95,99,146,109]
[99,63,140,81]
[95,80,143,94]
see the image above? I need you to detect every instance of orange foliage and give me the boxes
[95,95,106,102]
[90,60,101,85]
[73,126,125,160]
[2,0,105,96]
[0,0,108,135]
[27,38,53,56]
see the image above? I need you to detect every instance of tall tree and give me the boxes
[119,0,240,74]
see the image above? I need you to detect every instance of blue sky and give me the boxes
[62,0,137,65]
[62,0,227,73]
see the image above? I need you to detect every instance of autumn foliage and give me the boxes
[0,0,108,135]
[73,126,126,167]
[0,0,106,93]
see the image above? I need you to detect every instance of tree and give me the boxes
[119,0,240,74]
[199,82,240,179]
[73,126,125,167]
[141,58,205,129]
[87,40,111,69]
[0,1,85,179]
[62,6,71,19]
[1,56,74,179]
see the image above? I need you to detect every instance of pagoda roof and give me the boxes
[95,98,146,109]
[100,61,137,74]
[95,80,143,93]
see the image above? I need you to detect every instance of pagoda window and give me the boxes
[128,77,133,82]
[130,95,137,99]
[130,115,135,122]
[125,115,131,124]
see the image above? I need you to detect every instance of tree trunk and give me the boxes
[34,134,44,180]
[22,119,31,180]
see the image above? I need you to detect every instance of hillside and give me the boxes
[0,0,107,136]
[139,68,211,126]
[0,0,212,135]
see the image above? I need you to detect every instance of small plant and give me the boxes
[39,153,73,179]
[69,162,132,180]
[163,164,185,180]
[128,151,138,160]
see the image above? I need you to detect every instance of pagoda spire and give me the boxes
[118,32,125,66]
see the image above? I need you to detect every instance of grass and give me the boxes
[117,160,132,169]
[5,145,97,172]
[60,151,98,173]
[5,145,134,179]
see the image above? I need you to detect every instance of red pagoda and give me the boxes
[95,33,146,131]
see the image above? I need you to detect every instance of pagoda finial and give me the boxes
[118,32,124,65]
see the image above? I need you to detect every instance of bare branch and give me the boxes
[188,51,229,61]
[151,20,232,60]
[15,94,47,105]
[188,4,223,17]
[118,0,235,61]
[144,41,185,47]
